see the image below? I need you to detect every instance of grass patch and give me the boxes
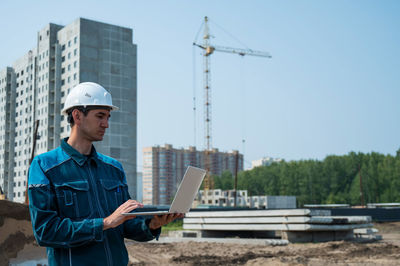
[162,219,183,232]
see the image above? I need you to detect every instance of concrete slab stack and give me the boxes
[354,228,382,241]
[183,209,378,243]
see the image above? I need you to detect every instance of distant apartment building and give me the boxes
[0,18,138,202]
[251,156,283,169]
[143,144,243,205]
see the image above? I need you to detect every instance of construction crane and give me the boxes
[193,16,271,191]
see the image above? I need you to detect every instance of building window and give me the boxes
[62,44,65,51]
[74,36,78,44]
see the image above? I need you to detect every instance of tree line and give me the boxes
[212,151,400,207]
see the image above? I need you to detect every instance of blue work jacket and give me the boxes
[28,138,160,266]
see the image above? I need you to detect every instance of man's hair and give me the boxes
[67,107,90,126]
[67,106,112,126]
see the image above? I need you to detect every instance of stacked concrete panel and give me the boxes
[183,209,378,243]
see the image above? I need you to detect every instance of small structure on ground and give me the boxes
[197,189,296,209]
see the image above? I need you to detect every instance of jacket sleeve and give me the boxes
[122,216,161,241]
[119,171,161,241]
[28,157,104,248]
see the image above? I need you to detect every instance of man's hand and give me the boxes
[148,213,184,230]
[103,200,143,230]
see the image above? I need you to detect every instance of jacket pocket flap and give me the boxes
[100,179,125,190]
[54,181,89,191]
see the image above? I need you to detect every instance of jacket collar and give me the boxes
[61,137,98,166]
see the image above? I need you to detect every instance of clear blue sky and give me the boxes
[1,1,399,170]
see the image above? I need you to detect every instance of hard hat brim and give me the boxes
[61,104,119,115]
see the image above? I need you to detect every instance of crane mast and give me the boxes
[202,17,213,190]
[194,16,271,191]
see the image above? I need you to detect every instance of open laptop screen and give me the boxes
[122,166,206,216]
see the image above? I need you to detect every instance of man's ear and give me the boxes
[72,109,81,125]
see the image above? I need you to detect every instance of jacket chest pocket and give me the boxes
[54,181,93,219]
[100,179,126,213]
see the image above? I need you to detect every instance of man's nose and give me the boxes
[102,119,109,128]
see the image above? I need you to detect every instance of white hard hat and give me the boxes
[61,82,119,115]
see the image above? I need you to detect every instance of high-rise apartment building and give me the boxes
[0,18,138,202]
[143,144,243,205]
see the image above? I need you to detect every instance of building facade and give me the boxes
[251,156,283,169]
[0,18,138,202]
[143,144,243,205]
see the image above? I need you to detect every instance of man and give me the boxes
[28,82,182,265]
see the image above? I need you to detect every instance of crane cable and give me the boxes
[208,17,249,167]
[192,45,197,147]
[207,18,250,50]
[240,56,247,168]
[193,19,205,45]
[192,19,205,147]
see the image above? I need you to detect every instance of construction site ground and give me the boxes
[126,222,400,266]
[1,198,399,265]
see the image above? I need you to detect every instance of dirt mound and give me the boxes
[127,226,400,266]
[172,251,274,265]
[0,199,31,221]
[0,200,45,265]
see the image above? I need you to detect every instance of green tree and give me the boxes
[218,150,399,206]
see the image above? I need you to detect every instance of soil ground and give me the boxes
[126,222,400,266]
[2,199,399,265]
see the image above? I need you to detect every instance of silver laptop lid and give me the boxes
[169,166,206,213]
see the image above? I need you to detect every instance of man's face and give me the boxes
[79,108,110,142]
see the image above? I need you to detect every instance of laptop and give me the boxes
[122,166,206,216]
